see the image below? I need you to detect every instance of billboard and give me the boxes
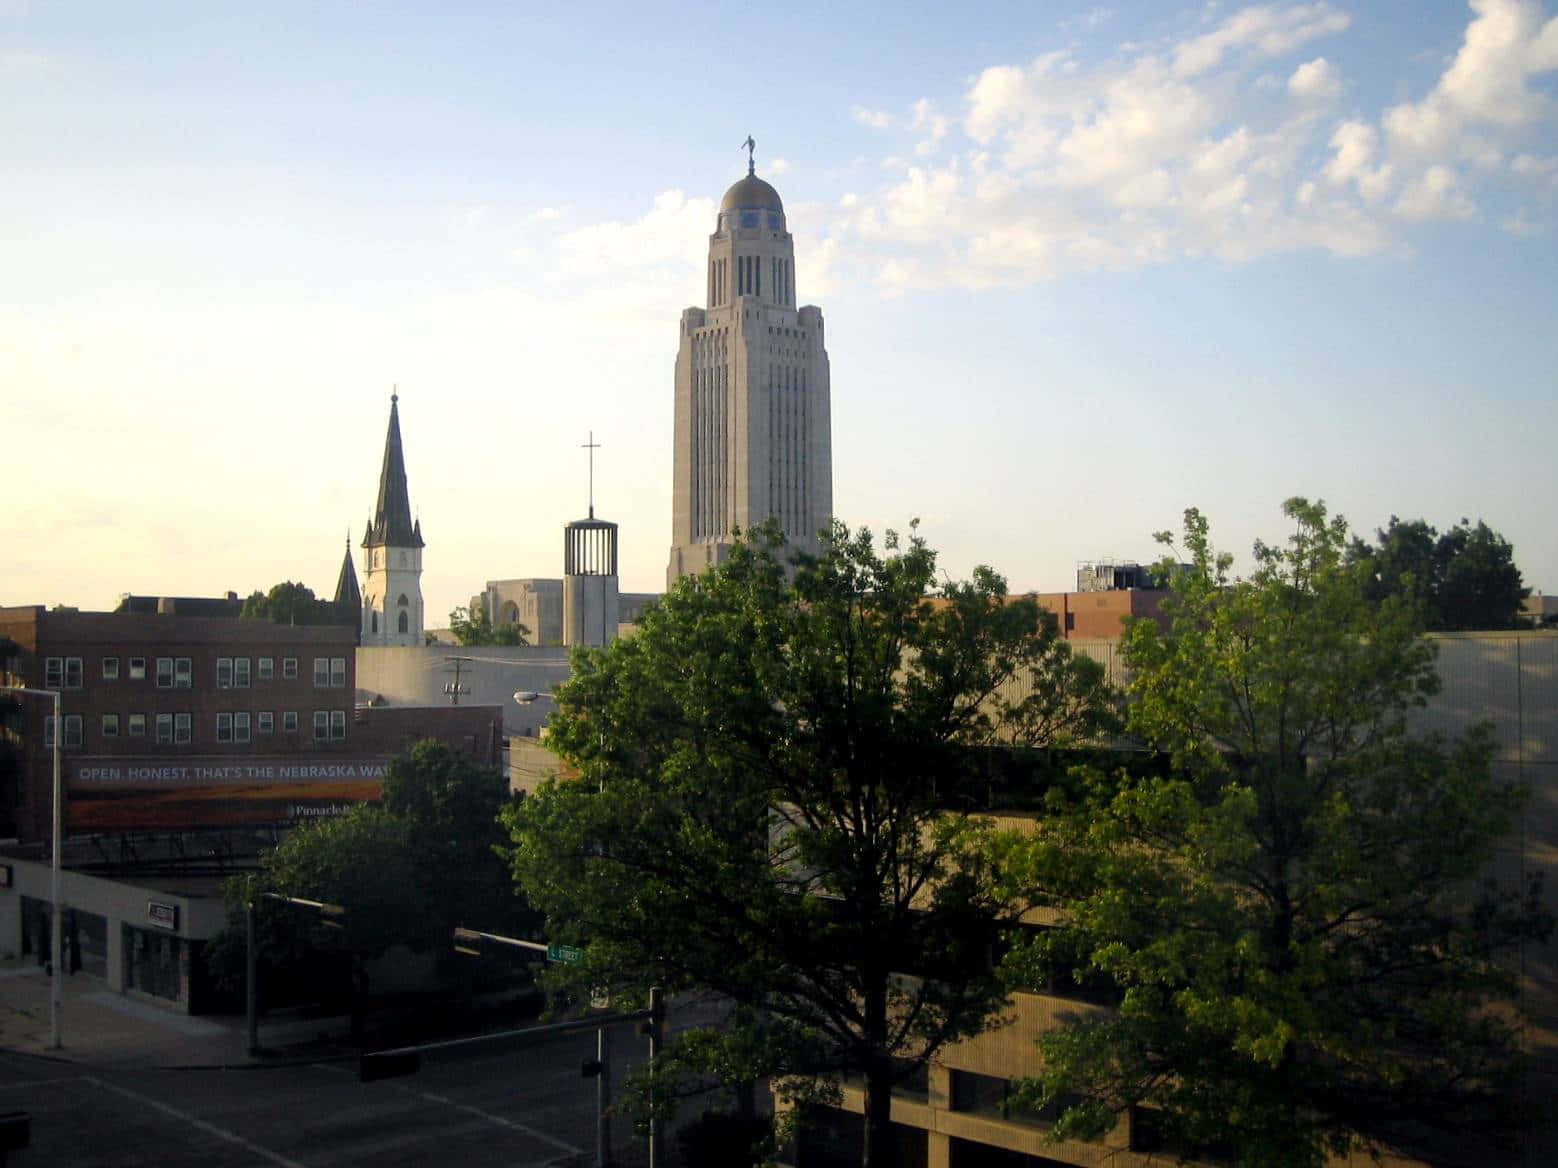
[64,755,392,831]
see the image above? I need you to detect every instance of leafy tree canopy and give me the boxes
[449,604,529,646]
[1347,514,1528,629]
[995,499,1550,1168]
[240,580,338,625]
[504,519,1118,1168]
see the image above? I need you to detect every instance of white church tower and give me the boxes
[667,141,833,586]
[360,394,425,646]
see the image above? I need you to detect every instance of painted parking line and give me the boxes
[84,1076,309,1168]
[311,1061,582,1156]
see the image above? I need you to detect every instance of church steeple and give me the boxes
[333,533,361,625]
[358,392,426,646]
[365,393,423,549]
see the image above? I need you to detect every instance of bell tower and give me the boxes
[360,393,425,646]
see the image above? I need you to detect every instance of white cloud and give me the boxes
[852,105,893,130]
[1323,121,1395,202]
[527,206,563,223]
[1172,3,1352,78]
[768,157,791,175]
[1394,164,1477,221]
[553,189,714,277]
[1288,56,1343,98]
[1384,0,1558,155]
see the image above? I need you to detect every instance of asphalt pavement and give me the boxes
[0,958,662,1166]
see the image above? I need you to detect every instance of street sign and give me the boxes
[547,943,585,964]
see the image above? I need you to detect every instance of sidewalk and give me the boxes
[0,958,355,1069]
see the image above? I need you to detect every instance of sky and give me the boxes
[4,0,1556,623]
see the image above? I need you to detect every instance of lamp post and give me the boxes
[2,684,63,1050]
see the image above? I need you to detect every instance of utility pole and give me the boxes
[442,656,471,705]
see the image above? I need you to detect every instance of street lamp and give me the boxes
[511,691,555,704]
[2,684,63,1050]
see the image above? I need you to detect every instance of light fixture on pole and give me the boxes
[2,684,64,1050]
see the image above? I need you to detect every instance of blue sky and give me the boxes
[4,1,1555,621]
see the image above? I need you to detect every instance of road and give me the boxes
[0,1025,656,1167]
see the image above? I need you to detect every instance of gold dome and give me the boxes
[720,174,784,215]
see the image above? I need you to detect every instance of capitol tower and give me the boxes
[666,146,833,586]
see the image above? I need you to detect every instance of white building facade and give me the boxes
[667,163,833,586]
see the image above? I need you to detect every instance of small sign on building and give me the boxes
[147,901,179,931]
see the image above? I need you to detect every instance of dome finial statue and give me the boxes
[742,134,756,176]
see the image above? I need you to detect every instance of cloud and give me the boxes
[527,206,564,223]
[553,189,714,277]
[852,105,893,130]
[1288,56,1343,98]
[768,157,791,175]
[1172,3,1352,78]
[817,1,1553,292]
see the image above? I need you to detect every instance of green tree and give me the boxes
[382,739,530,937]
[449,604,529,646]
[240,580,337,625]
[1348,515,1528,629]
[247,806,436,1036]
[504,520,1117,1168]
[996,499,1550,1168]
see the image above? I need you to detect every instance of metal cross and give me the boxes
[582,431,601,518]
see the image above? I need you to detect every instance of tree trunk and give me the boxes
[862,1051,895,1168]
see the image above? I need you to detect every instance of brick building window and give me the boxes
[174,658,192,688]
[174,713,191,744]
[217,713,233,743]
[128,713,146,736]
[235,658,251,688]
[235,712,251,743]
[156,658,173,688]
[313,658,329,687]
[156,714,172,744]
[330,710,346,741]
[257,711,273,734]
[257,657,273,681]
[217,658,233,688]
[129,657,147,680]
[283,711,298,732]
[313,711,329,741]
[282,657,298,680]
[63,715,82,747]
[102,657,119,680]
[44,658,63,688]
[102,713,119,737]
[330,657,346,687]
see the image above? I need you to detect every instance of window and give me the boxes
[330,657,346,687]
[43,716,55,747]
[129,657,146,680]
[65,656,83,687]
[282,711,298,733]
[234,657,250,688]
[102,713,119,737]
[257,711,273,735]
[174,658,192,689]
[313,711,329,741]
[235,712,250,744]
[330,710,346,741]
[217,658,233,688]
[313,658,329,687]
[282,657,298,680]
[217,713,233,743]
[156,658,173,688]
[398,611,409,634]
[102,657,120,680]
[174,713,190,744]
[44,658,62,688]
[257,657,274,681]
[156,714,172,744]
[128,713,146,737]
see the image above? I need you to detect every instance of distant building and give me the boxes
[114,592,245,618]
[668,155,833,585]
[359,394,425,647]
[471,578,564,645]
